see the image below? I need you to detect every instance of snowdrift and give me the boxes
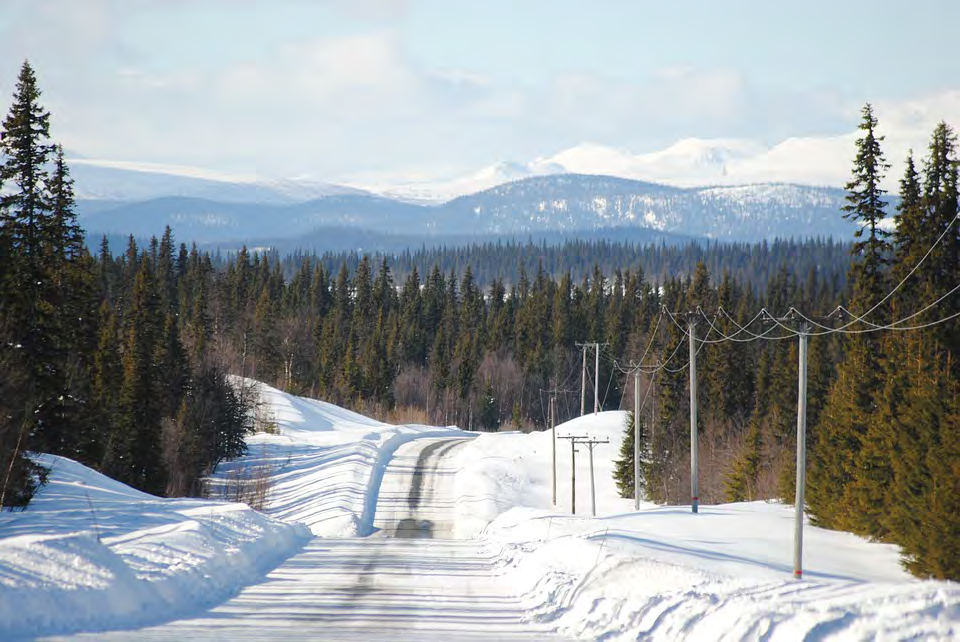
[0,454,310,639]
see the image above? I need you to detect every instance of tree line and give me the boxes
[287,235,851,296]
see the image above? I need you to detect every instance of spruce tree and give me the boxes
[808,105,891,532]
[918,123,959,352]
[842,103,891,311]
[880,124,960,578]
[613,410,648,500]
[725,414,763,502]
[0,62,92,503]
[105,263,165,493]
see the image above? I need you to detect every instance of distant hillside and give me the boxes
[78,173,871,250]
[445,175,859,241]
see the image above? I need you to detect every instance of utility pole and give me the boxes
[577,342,604,416]
[594,342,600,414]
[558,435,581,513]
[550,395,557,507]
[794,323,810,580]
[633,370,641,511]
[688,314,699,514]
[580,345,587,416]
[764,311,827,579]
[582,437,610,516]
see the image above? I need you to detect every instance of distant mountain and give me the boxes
[67,158,366,204]
[79,173,863,250]
[443,174,859,241]
[77,194,429,244]
[352,137,853,201]
[530,138,768,186]
[360,160,562,204]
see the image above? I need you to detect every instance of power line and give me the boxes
[697,306,795,343]
[828,212,960,332]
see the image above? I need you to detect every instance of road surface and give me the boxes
[62,437,561,641]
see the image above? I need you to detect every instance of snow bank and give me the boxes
[449,410,958,639]
[452,412,958,639]
[210,380,466,537]
[486,508,959,640]
[0,454,311,640]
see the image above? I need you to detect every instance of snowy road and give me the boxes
[62,437,561,641]
[372,436,473,538]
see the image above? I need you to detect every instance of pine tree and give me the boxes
[479,382,498,431]
[842,103,891,312]
[0,62,92,503]
[808,105,892,531]
[104,263,165,493]
[613,410,647,499]
[918,123,959,352]
[892,151,923,288]
[725,414,763,502]
[879,124,960,578]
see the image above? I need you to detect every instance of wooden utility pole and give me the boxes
[634,370,641,511]
[794,323,810,579]
[688,315,699,514]
[594,343,600,414]
[580,345,587,416]
[582,437,610,516]
[576,342,605,415]
[763,312,829,579]
[558,435,581,513]
[550,395,557,506]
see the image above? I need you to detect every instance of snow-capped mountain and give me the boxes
[68,157,367,204]
[356,159,565,204]
[350,138,830,203]
[530,138,768,187]
[79,173,860,248]
[351,140,770,203]
[352,139,774,204]
[68,133,878,248]
[443,174,856,241]
[354,132,918,202]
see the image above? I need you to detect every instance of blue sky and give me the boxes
[1,0,957,181]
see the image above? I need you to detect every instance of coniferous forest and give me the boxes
[1,64,957,579]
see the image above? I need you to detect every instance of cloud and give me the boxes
[875,90,960,135]
[4,1,958,184]
[317,0,410,21]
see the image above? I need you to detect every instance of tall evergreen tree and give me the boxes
[809,105,892,531]
[842,103,891,313]
[0,62,93,503]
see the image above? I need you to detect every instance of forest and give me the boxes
[1,65,957,579]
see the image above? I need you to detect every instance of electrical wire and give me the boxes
[710,306,795,341]
[696,306,790,343]
[829,212,960,331]
[578,212,958,380]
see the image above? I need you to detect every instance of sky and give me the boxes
[1,0,958,183]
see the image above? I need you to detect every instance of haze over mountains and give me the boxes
[69,136,873,251]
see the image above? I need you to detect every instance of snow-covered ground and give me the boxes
[1,380,956,640]
[0,453,310,639]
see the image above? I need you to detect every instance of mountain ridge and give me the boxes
[78,172,866,250]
